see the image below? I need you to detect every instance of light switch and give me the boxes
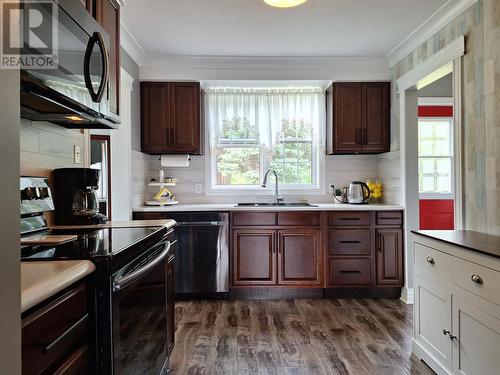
[74,145,81,164]
[195,183,203,194]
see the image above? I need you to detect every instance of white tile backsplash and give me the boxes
[131,151,384,206]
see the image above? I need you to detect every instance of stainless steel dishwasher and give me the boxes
[166,212,229,299]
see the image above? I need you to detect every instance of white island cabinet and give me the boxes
[412,231,500,375]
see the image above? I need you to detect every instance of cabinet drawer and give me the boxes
[328,211,370,226]
[376,211,402,226]
[328,228,371,255]
[277,212,320,226]
[233,212,276,226]
[452,257,500,306]
[22,283,88,375]
[414,243,452,282]
[329,258,371,286]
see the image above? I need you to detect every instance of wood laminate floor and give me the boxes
[170,299,434,375]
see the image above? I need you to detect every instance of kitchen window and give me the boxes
[418,118,453,197]
[206,87,324,192]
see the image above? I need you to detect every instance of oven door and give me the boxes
[112,239,171,375]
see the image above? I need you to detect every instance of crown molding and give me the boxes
[396,35,464,92]
[140,56,391,81]
[120,21,147,67]
[386,0,479,68]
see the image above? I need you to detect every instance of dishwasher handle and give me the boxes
[175,221,225,226]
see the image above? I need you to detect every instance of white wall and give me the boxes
[0,69,21,374]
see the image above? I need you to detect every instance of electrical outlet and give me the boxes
[74,145,81,164]
[195,183,203,194]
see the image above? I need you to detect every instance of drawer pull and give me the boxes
[340,240,362,244]
[339,270,361,274]
[426,257,435,265]
[339,218,360,221]
[380,217,400,220]
[42,314,89,353]
[471,274,483,284]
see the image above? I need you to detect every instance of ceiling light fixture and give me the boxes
[263,0,307,8]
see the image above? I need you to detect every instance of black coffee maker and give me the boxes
[53,168,108,225]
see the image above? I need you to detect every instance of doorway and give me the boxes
[417,74,455,230]
[90,135,112,219]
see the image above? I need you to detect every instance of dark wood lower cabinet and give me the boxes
[22,281,91,375]
[376,228,404,285]
[232,229,276,286]
[278,229,321,286]
[328,258,371,286]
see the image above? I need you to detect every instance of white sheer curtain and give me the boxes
[205,87,324,152]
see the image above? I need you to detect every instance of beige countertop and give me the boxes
[133,203,404,212]
[50,219,176,230]
[21,261,95,313]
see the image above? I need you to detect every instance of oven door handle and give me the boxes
[113,240,171,292]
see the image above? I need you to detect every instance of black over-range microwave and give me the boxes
[20,0,119,129]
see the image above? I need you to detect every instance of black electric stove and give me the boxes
[22,226,167,270]
[20,177,176,374]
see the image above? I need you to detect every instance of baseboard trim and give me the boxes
[400,287,414,304]
[412,339,451,375]
[230,287,323,300]
[324,287,401,299]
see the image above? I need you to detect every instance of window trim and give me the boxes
[418,117,454,199]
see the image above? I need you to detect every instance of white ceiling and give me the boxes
[122,0,448,57]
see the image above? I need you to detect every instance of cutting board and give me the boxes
[21,234,78,245]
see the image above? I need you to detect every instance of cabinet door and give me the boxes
[141,83,170,153]
[361,82,389,153]
[414,276,453,372]
[53,345,88,375]
[96,0,120,117]
[331,83,362,153]
[232,229,276,286]
[169,82,201,154]
[452,296,500,375]
[166,255,175,354]
[277,229,321,286]
[376,228,403,286]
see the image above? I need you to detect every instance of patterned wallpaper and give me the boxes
[390,0,500,234]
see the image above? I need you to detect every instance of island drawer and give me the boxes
[414,243,452,282]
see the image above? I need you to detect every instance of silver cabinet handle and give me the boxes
[426,256,435,265]
[442,329,456,340]
[471,274,483,284]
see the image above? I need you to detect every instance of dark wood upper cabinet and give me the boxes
[327,82,390,154]
[95,0,120,117]
[141,82,202,154]
[362,82,390,152]
[141,83,170,154]
[375,228,404,286]
[169,82,201,153]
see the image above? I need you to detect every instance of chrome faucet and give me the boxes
[261,169,283,204]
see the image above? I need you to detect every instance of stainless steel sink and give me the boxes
[236,202,318,207]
